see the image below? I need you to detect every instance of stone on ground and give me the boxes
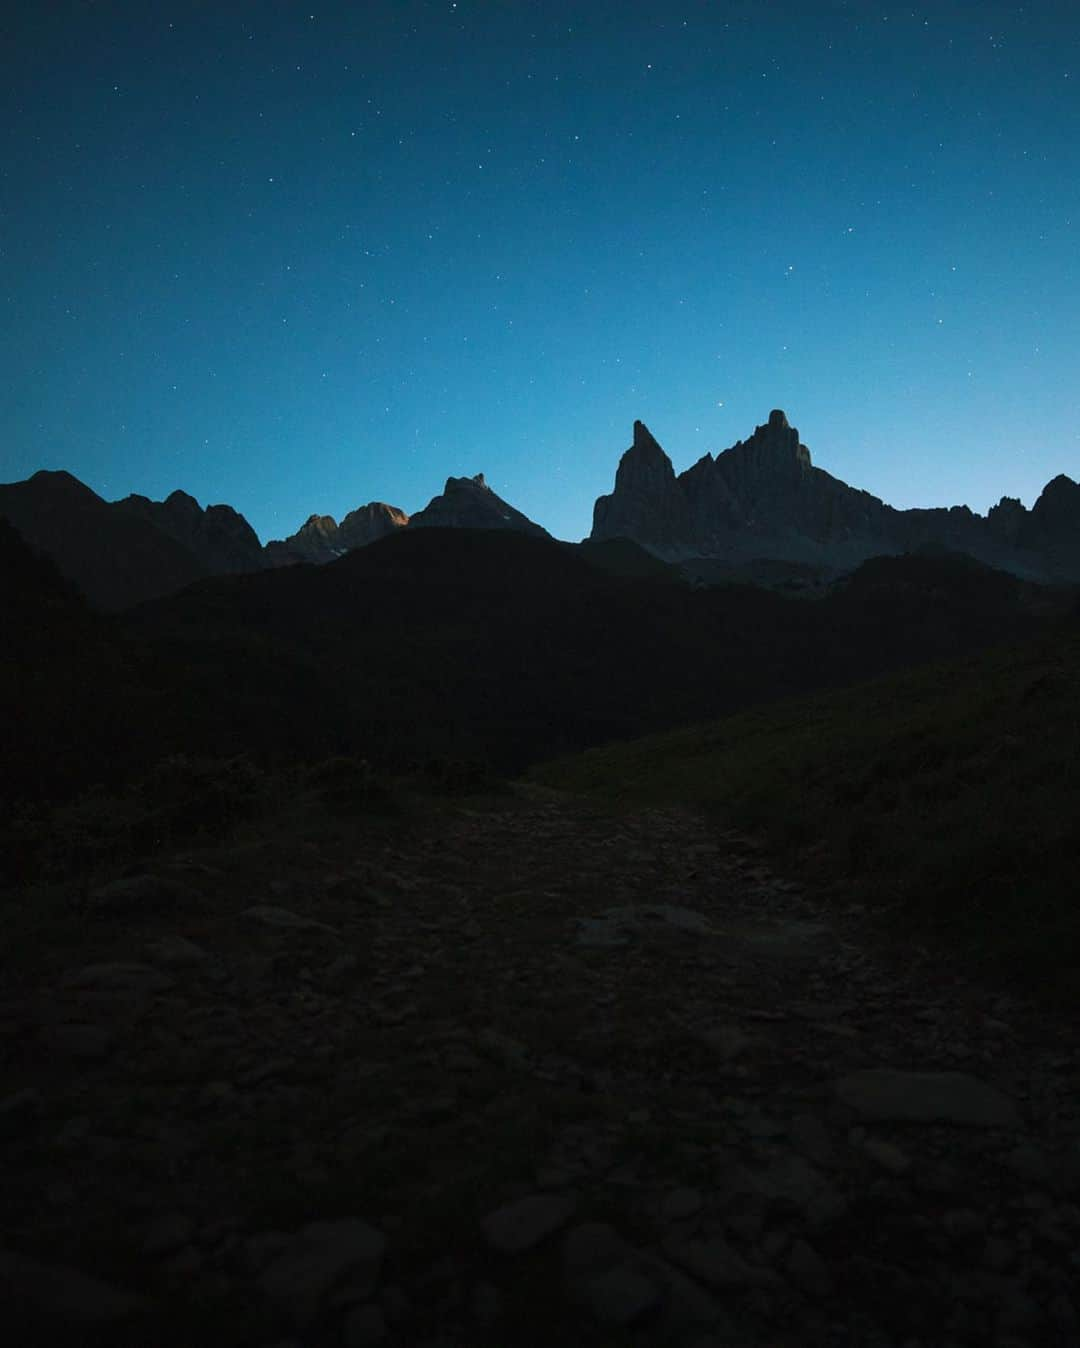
[482,1192,578,1253]
[833,1069,1019,1127]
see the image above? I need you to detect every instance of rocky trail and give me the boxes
[2,783,1078,1347]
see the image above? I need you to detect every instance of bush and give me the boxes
[136,753,267,838]
[304,755,395,810]
[0,753,272,886]
[405,753,501,796]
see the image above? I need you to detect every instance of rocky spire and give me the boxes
[614,422,676,489]
[592,422,692,548]
[632,420,664,454]
[713,410,812,491]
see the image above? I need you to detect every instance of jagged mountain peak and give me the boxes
[591,411,1080,581]
[264,501,411,566]
[164,489,202,514]
[631,420,667,455]
[411,472,548,537]
[340,501,408,526]
[1028,474,1080,549]
[1037,473,1080,499]
[591,422,690,550]
[444,473,490,493]
[730,410,812,471]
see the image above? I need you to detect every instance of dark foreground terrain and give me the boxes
[2,780,1079,1347]
[3,516,1079,1345]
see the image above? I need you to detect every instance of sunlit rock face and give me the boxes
[408,473,550,537]
[265,472,548,566]
[264,514,342,565]
[263,503,408,566]
[338,502,409,549]
[590,412,1080,581]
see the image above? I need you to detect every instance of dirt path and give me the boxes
[2,783,1078,1347]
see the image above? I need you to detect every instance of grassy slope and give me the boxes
[532,620,1080,1008]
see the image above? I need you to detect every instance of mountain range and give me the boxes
[2,410,1077,609]
[0,466,539,609]
[594,412,1080,584]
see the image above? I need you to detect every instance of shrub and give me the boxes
[136,753,267,838]
[304,755,395,810]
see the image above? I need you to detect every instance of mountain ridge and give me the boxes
[592,411,1079,583]
[3,409,1078,608]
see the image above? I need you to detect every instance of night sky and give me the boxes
[4,1,1078,544]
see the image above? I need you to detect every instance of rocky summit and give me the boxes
[264,504,409,567]
[408,473,550,537]
[591,413,1080,582]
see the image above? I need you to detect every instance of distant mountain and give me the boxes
[0,471,230,610]
[264,502,409,566]
[592,412,1080,582]
[112,488,265,574]
[1019,475,1080,572]
[262,472,547,563]
[0,461,544,607]
[4,410,1078,610]
[408,473,549,537]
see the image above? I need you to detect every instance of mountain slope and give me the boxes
[120,528,1065,782]
[532,613,1080,1005]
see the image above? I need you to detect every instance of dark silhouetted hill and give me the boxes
[118,527,1069,783]
[112,489,264,575]
[2,510,1073,831]
[0,471,255,610]
[566,537,685,583]
[0,519,155,806]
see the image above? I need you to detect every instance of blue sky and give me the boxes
[3,0,1078,543]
